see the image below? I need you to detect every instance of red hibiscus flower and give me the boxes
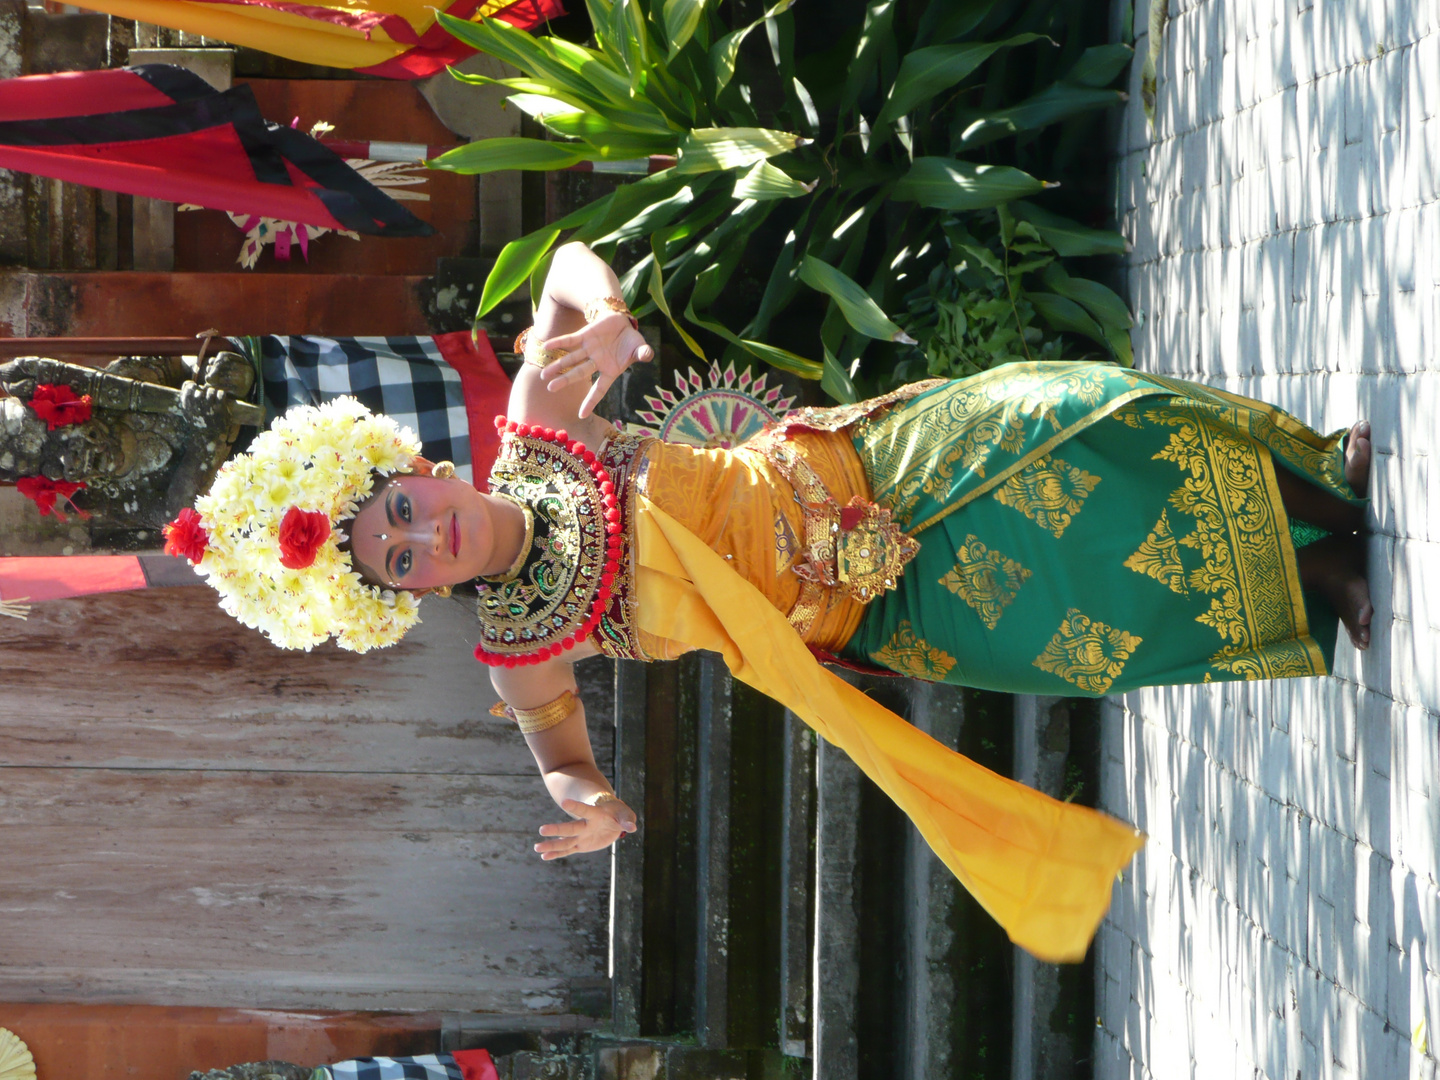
[16,476,88,522]
[28,384,93,431]
[163,507,210,563]
[278,506,332,569]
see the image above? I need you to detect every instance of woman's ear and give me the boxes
[409,455,436,477]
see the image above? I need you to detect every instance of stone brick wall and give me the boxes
[1098,2,1440,1078]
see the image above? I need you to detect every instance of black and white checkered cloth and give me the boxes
[253,335,475,482]
[321,1054,462,1080]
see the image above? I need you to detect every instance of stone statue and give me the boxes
[188,1064,314,1080]
[0,351,263,529]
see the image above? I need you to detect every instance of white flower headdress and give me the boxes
[167,396,423,652]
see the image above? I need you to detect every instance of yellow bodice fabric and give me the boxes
[635,429,869,655]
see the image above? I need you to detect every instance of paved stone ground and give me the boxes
[1097,2,1440,1078]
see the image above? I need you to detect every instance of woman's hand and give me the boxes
[539,311,654,420]
[535,797,639,860]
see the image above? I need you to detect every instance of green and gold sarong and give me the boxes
[843,362,1361,695]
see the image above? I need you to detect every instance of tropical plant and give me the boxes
[429,0,1135,399]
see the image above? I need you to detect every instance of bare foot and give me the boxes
[1298,534,1373,649]
[1345,420,1371,498]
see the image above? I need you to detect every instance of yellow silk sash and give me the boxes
[635,496,1144,963]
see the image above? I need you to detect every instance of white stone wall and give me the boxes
[1098,2,1440,1078]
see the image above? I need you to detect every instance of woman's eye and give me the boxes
[399,550,413,575]
[398,495,412,523]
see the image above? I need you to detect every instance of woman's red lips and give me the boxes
[451,513,459,557]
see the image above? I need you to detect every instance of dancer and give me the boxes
[168,243,1370,961]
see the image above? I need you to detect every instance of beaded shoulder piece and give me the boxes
[589,430,655,661]
[473,418,623,667]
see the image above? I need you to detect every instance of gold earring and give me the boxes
[432,585,453,599]
[432,461,456,480]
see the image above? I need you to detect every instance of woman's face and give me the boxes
[349,473,494,590]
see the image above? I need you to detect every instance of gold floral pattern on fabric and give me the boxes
[1033,608,1143,694]
[1136,372,1352,499]
[939,534,1032,629]
[1112,405,1144,429]
[872,620,957,680]
[1124,509,1190,596]
[854,362,1149,529]
[993,454,1101,538]
[1142,405,1324,680]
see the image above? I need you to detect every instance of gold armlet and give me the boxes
[588,791,620,807]
[515,327,569,370]
[489,690,578,734]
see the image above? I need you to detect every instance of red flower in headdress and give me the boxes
[278,506,332,569]
[16,476,88,521]
[28,384,93,431]
[163,507,210,563]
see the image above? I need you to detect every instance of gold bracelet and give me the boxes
[514,327,569,370]
[489,690,577,734]
[588,791,621,807]
[582,295,637,328]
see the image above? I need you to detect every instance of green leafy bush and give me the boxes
[431,0,1135,396]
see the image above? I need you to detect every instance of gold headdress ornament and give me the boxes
[165,396,423,653]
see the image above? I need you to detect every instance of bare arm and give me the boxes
[491,652,638,860]
[507,242,654,445]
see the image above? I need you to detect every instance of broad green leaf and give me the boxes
[791,77,820,134]
[1012,201,1129,257]
[799,256,914,343]
[732,159,815,200]
[954,84,1125,147]
[648,238,707,359]
[839,0,897,117]
[675,126,809,174]
[684,297,822,377]
[710,0,796,94]
[479,225,561,316]
[893,158,1045,210]
[876,35,1046,127]
[1029,291,1108,348]
[915,0,998,45]
[428,137,597,174]
[692,201,776,309]
[438,13,605,109]
[1105,328,1135,366]
[571,169,692,245]
[1066,43,1135,88]
[593,184,700,244]
[545,38,636,108]
[505,93,584,120]
[543,113,680,156]
[663,0,707,58]
[1042,264,1133,333]
[821,346,858,404]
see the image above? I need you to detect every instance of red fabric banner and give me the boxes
[434,329,511,489]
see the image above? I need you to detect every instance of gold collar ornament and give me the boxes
[473,418,621,667]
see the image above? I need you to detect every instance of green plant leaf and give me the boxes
[684,297,822,377]
[710,0,796,94]
[542,113,680,156]
[571,169,690,244]
[504,92,584,120]
[839,0,897,118]
[1041,264,1133,333]
[1011,201,1128,257]
[821,346,858,404]
[1066,42,1135,88]
[893,158,1045,210]
[427,137,598,174]
[799,256,915,343]
[480,225,562,316]
[876,34,1046,127]
[675,126,809,173]
[914,0,998,45]
[648,238,707,359]
[1029,291,1108,348]
[954,83,1126,147]
[732,158,815,200]
[663,0,707,58]
[592,183,700,244]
